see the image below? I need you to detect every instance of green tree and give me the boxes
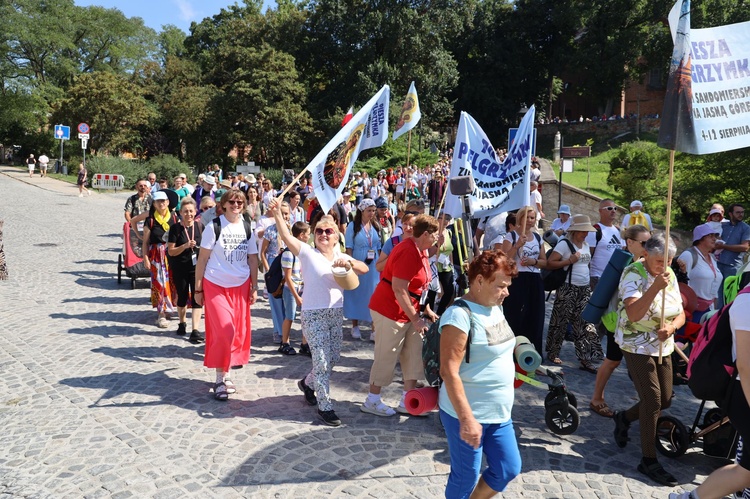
[53,72,158,154]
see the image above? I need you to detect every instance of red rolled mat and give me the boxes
[404,387,439,415]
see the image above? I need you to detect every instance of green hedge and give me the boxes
[85,155,193,189]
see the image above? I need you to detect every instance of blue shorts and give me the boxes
[282,285,299,321]
[440,409,521,498]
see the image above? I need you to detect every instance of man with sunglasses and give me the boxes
[585,199,622,291]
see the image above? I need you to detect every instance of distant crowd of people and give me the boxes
[119,158,750,498]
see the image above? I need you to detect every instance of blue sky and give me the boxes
[74,1,273,34]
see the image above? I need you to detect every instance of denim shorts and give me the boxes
[282,285,299,321]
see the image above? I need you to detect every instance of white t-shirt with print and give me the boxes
[200,216,259,288]
[586,224,623,277]
[552,239,591,287]
[503,231,541,274]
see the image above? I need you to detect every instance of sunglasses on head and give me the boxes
[405,210,420,215]
[315,228,335,236]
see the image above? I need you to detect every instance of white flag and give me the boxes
[307,85,390,214]
[392,81,421,141]
[444,106,535,219]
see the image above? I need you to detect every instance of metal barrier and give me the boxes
[92,174,125,191]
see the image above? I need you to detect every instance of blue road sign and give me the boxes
[508,128,537,156]
[54,125,71,141]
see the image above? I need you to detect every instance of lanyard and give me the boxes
[363,223,373,248]
[697,249,717,278]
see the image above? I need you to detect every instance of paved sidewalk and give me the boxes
[0,166,724,498]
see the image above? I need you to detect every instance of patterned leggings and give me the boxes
[545,283,600,362]
[622,352,673,458]
[302,308,343,412]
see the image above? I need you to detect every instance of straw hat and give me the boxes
[567,214,597,232]
[332,266,359,290]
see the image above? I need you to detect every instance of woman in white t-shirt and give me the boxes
[194,189,259,401]
[544,215,599,372]
[268,200,369,427]
[677,223,723,324]
[500,206,547,354]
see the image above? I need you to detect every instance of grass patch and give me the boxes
[542,132,661,203]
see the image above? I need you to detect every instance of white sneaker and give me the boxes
[78,193,83,197]
[360,399,396,417]
[351,326,361,339]
[156,317,169,328]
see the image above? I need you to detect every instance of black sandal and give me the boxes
[213,382,229,401]
[637,459,677,486]
[278,343,297,356]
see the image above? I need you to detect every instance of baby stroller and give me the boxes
[514,336,580,435]
[655,401,738,461]
[117,222,150,289]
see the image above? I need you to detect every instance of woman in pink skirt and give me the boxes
[194,189,259,400]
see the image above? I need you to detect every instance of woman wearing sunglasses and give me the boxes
[194,190,259,401]
[268,199,368,427]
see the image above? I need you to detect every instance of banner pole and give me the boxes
[658,149,676,365]
[275,168,309,202]
[434,179,450,218]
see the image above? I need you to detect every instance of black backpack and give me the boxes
[541,238,576,291]
[264,248,295,298]
[423,299,473,387]
[212,217,253,243]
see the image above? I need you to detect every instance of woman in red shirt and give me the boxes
[362,214,440,416]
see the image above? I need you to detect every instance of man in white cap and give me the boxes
[621,200,652,230]
[192,175,216,203]
[179,173,194,194]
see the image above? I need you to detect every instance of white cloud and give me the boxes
[172,0,197,23]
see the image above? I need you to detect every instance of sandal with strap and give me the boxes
[223,379,236,394]
[589,401,614,418]
[548,357,563,365]
[637,459,678,486]
[213,382,229,401]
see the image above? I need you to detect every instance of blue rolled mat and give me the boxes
[582,249,633,324]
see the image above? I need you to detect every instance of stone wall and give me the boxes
[536,117,661,138]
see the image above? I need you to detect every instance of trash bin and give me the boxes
[62,162,68,175]
[54,160,61,174]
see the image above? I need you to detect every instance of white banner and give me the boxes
[392,81,421,141]
[307,85,390,214]
[444,106,535,219]
[665,0,750,154]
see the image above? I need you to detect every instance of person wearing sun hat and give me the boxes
[545,214,600,373]
[676,223,723,324]
[550,205,572,236]
[622,200,653,230]
[142,190,178,328]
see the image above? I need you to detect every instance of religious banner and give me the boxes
[392,81,421,141]
[659,0,750,154]
[307,85,390,214]
[444,106,535,219]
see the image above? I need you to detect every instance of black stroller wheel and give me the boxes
[655,416,689,458]
[544,391,577,409]
[545,403,580,435]
[703,408,723,427]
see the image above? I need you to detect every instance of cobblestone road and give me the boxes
[0,166,727,498]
